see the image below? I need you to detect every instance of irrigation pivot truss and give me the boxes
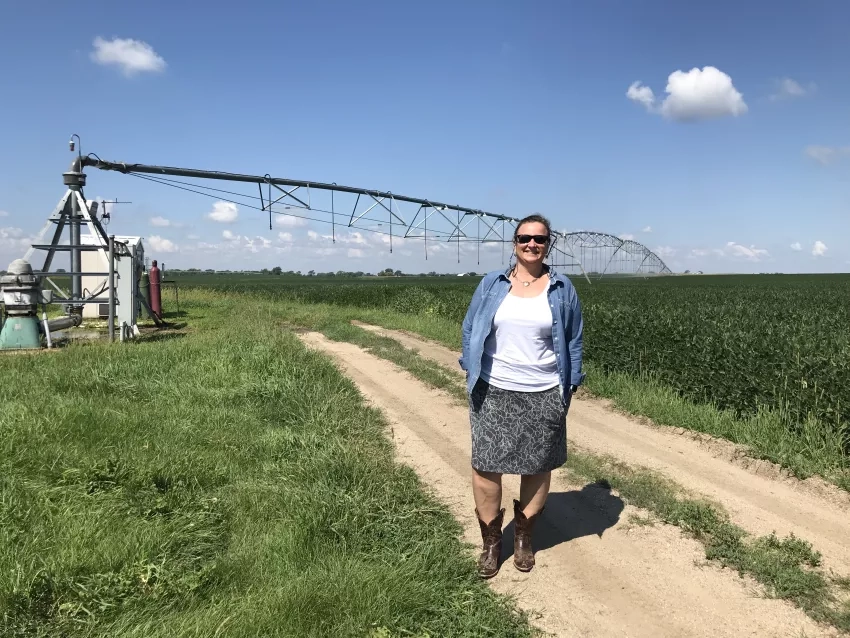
[78,155,673,280]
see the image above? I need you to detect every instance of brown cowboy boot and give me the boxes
[513,499,544,572]
[475,508,505,578]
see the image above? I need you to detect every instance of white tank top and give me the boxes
[479,289,559,392]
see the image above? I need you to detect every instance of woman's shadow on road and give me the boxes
[500,480,624,562]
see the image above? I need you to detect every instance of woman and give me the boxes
[459,214,585,578]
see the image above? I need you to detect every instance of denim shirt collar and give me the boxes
[498,264,563,290]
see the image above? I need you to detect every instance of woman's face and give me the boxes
[514,221,550,267]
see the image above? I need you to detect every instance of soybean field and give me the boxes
[172,272,850,452]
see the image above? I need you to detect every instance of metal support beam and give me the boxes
[78,155,673,276]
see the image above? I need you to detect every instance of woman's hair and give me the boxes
[513,214,552,241]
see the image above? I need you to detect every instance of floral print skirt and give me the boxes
[469,378,568,475]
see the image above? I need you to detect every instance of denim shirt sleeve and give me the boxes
[459,277,487,371]
[567,286,586,386]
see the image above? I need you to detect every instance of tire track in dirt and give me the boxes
[354,322,850,578]
[299,330,839,638]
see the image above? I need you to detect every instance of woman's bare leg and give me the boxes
[519,471,551,516]
[472,468,503,522]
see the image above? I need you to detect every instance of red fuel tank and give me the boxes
[149,260,162,319]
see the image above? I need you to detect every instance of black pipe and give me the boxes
[80,157,518,222]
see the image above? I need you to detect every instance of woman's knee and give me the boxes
[472,468,502,484]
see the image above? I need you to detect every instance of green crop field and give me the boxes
[169,271,850,465]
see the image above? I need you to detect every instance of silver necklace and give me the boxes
[512,269,541,287]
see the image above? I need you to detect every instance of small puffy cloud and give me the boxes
[90,36,166,76]
[147,235,178,253]
[276,214,308,228]
[206,201,239,223]
[245,236,271,253]
[626,82,655,110]
[812,240,828,257]
[642,226,652,233]
[618,233,635,241]
[790,242,802,252]
[150,216,172,227]
[222,230,238,241]
[770,78,814,101]
[726,241,769,261]
[627,66,748,122]
[278,232,293,243]
[804,145,850,166]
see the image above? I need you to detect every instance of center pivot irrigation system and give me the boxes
[0,140,671,349]
[80,154,672,277]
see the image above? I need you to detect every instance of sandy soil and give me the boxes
[354,322,850,575]
[299,329,846,638]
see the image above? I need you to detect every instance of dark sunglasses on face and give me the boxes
[515,234,550,245]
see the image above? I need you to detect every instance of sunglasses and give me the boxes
[515,234,550,245]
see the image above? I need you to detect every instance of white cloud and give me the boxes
[804,145,850,166]
[278,232,293,243]
[190,231,280,257]
[206,202,239,223]
[618,233,635,241]
[626,82,655,110]
[245,236,272,253]
[276,214,308,228]
[0,226,35,267]
[150,216,172,227]
[725,241,769,261]
[654,246,677,258]
[812,240,828,257]
[790,242,802,252]
[770,78,814,101]
[90,36,166,76]
[642,226,652,233]
[689,243,769,262]
[147,235,178,253]
[627,66,748,122]
[0,226,25,240]
[689,248,725,258]
[347,248,364,258]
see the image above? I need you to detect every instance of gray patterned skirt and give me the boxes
[469,379,568,475]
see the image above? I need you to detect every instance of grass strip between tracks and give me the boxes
[322,321,850,634]
[0,290,535,638]
[563,455,850,633]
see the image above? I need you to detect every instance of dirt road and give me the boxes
[299,328,848,637]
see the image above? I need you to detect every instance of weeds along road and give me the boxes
[299,327,850,638]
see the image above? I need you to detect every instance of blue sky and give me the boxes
[0,0,847,274]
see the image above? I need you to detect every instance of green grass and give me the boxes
[314,322,468,404]
[0,289,534,638]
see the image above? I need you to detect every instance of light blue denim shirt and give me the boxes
[459,265,585,404]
